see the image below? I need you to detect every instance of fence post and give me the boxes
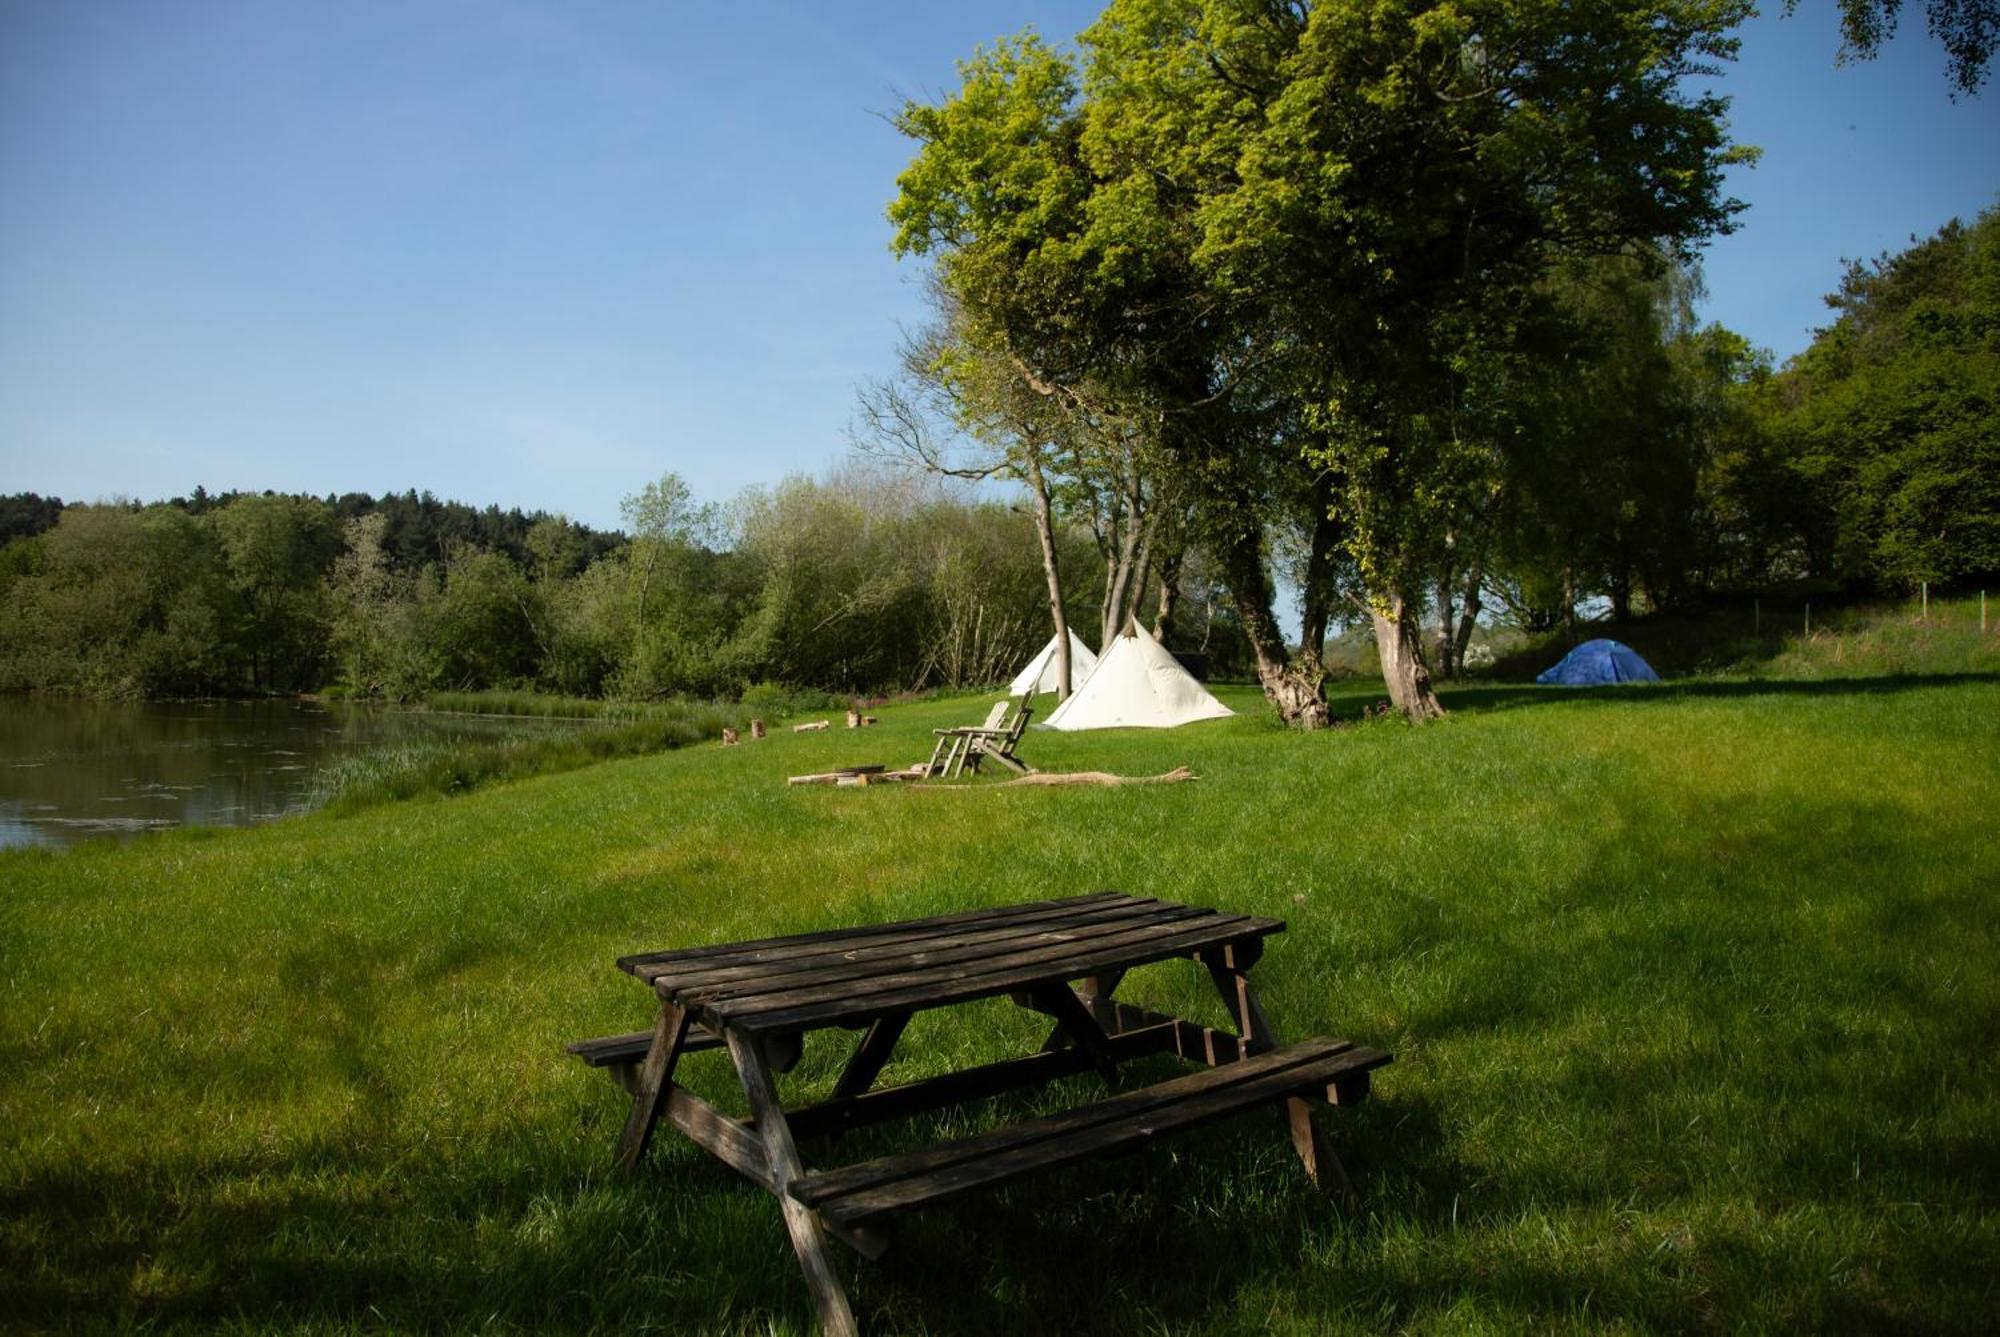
[1805,603,1811,638]
[1921,581,1928,621]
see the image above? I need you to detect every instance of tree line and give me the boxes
[1,202,1989,706]
[0,472,1217,701]
[876,0,1996,726]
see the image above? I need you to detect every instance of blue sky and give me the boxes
[1,1,1994,531]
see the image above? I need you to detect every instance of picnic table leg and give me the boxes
[727,1030,860,1337]
[1202,948,1354,1200]
[615,1002,692,1172]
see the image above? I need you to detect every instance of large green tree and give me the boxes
[1754,207,2000,588]
[893,0,1754,722]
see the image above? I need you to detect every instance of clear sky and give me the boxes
[1,1,1994,531]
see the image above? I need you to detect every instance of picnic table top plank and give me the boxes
[705,909,1249,1017]
[675,903,1216,1005]
[617,891,1138,977]
[795,1041,1392,1224]
[721,911,1284,1034]
[639,896,1185,992]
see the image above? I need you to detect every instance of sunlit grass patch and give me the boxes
[3,672,1997,1331]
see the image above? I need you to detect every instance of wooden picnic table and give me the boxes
[567,892,1390,1335]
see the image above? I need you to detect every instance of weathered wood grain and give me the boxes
[793,1041,1391,1225]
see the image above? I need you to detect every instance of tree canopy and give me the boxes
[892,0,1756,722]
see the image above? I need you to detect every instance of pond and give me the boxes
[0,698,562,850]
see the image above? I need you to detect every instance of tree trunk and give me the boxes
[1452,557,1484,671]
[1298,479,1340,662]
[1022,449,1073,698]
[1432,575,1457,679]
[1609,569,1632,622]
[1561,565,1578,641]
[1371,591,1446,721]
[1152,548,1182,641]
[1214,515,1328,729]
[1101,490,1145,647]
[1124,516,1154,631]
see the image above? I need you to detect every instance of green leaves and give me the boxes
[1752,207,2000,587]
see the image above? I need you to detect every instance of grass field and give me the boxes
[4,670,1998,1332]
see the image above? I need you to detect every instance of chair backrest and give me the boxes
[979,700,1010,730]
[1003,697,1033,743]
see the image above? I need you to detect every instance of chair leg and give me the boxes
[985,748,1029,776]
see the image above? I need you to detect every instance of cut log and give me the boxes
[751,719,767,740]
[846,709,860,728]
[721,727,741,746]
[794,720,831,733]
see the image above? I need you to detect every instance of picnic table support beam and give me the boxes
[615,1002,692,1172]
[727,1030,860,1337]
[832,1010,910,1102]
[1024,982,1120,1084]
[1039,970,1123,1053]
[1201,946,1353,1200]
[788,1021,1185,1139]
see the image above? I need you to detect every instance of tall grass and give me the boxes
[316,698,748,813]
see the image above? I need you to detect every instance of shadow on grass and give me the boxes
[7,774,1997,1332]
[1434,671,2000,716]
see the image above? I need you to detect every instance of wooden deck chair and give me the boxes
[964,697,1033,776]
[925,698,1031,778]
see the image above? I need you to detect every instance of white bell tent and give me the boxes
[1009,629,1099,697]
[1044,621,1233,731]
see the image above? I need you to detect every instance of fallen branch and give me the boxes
[788,764,923,787]
[924,766,1199,789]
[793,720,831,733]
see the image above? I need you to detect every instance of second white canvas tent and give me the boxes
[1044,621,1233,730]
[1009,630,1099,697]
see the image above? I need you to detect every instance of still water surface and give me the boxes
[0,698,559,850]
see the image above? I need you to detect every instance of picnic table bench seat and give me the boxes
[567,890,1391,1335]
[565,1025,725,1080]
[789,1037,1388,1229]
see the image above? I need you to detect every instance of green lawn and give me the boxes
[4,675,1998,1332]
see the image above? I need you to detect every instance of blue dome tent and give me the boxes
[1536,639,1661,686]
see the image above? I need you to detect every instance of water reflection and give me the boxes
[0,699,567,849]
